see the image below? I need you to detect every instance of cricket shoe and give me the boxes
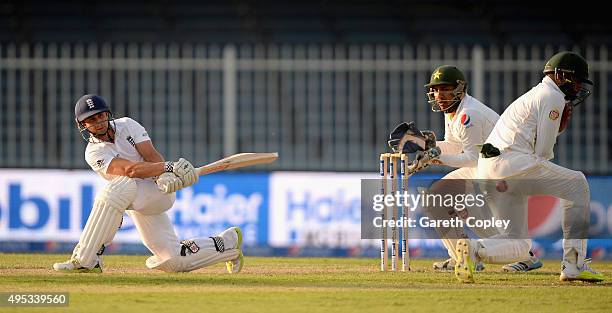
[53,259,102,273]
[226,226,244,274]
[560,259,604,282]
[433,258,485,272]
[454,239,478,283]
[433,258,455,270]
[502,251,543,272]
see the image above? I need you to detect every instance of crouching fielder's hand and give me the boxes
[165,158,199,187]
[156,172,183,193]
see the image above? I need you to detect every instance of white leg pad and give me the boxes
[72,176,137,268]
[477,238,531,264]
[146,237,240,272]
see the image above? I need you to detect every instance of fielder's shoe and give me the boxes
[433,258,455,271]
[475,262,485,272]
[560,259,604,282]
[502,251,543,272]
[434,258,485,272]
[454,239,478,283]
[53,259,102,273]
[226,226,244,274]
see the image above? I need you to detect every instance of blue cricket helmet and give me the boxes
[74,94,115,142]
[75,94,111,123]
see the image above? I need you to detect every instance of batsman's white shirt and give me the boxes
[84,116,175,214]
[84,117,180,260]
[479,76,566,179]
[438,94,499,168]
[85,117,151,181]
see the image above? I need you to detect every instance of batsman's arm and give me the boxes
[136,139,165,163]
[106,140,166,178]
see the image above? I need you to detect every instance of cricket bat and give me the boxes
[196,152,278,176]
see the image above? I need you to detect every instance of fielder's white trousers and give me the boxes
[477,154,589,266]
[425,167,500,261]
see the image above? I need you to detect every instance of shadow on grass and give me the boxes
[4,271,611,290]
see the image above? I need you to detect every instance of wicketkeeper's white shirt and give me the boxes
[85,117,151,181]
[437,94,500,168]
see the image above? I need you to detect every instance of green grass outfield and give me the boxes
[1,253,611,313]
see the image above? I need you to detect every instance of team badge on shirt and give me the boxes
[126,136,136,147]
[460,113,471,127]
[549,109,560,120]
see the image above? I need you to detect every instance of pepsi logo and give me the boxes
[528,196,562,237]
[460,114,471,126]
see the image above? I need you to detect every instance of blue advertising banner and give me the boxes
[1,170,611,259]
[168,173,270,245]
[0,170,269,246]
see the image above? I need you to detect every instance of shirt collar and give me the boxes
[543,75,562,93]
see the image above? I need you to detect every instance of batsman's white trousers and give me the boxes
[477,152,589,266]
[79,178,238,271]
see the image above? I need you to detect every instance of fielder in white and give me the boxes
[410,65,542,272]
[454,51,604,283]
[54,94,244,273]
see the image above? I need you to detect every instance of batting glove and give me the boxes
[156,172,183,194]
[165,158,199,188]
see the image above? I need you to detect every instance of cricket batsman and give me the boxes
[53,94,244,273]
[454,51,604,283]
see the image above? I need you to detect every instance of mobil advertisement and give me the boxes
[0,170,107,242]
[0,170,269,246]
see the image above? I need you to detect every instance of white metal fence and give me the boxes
[0,43,609,173]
